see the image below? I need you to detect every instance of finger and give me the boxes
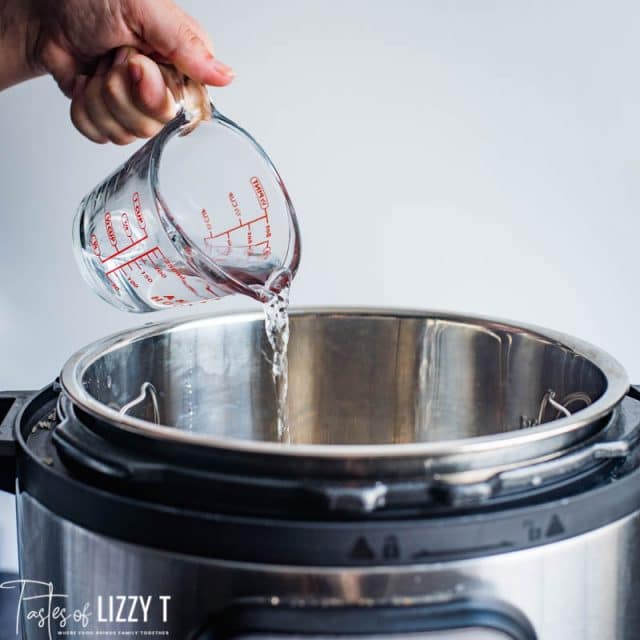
[38,41,82,98]
[102,63,167,139]
[70,76,108,144]
[94,54,112,77]
[131,0,235,86]
[83,73,137,145]
[128,54,177,121]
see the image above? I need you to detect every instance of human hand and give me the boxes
[0,0,234,142]
[70,46,214,144]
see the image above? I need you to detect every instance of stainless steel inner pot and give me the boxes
[60,309,629,474]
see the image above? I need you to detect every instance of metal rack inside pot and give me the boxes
[46,381,640,520]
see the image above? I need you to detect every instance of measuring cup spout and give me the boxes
[260,268,293,302]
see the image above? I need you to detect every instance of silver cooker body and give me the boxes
[12,310,640,639]
[16,490,640,640]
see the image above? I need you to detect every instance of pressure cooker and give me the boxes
[1,308,639,639]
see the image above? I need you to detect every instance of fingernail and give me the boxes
[211,59,236,78]
[114,47,129,66]
[129,60,143,84]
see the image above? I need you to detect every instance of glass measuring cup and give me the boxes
[73,105,300,312]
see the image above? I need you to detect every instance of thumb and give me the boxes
[132,0,235,86]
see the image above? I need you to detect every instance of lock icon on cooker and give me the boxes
[382,535,400,560]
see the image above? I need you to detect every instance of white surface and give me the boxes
[1,0,639,570]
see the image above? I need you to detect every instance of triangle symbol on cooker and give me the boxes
[545,514,566,537]
[350,536,375,560]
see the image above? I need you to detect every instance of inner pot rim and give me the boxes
[59,307,629,461]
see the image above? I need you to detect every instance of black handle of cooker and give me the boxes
[195,598,537,639]
[0,391,31,494]
[627,385,640,402]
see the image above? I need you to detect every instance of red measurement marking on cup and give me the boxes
[151,295,189,306]
[133,192,145,228]
[105,246,199,298]
[250,240,271,256]
[121,213,132,239]
[100,232,149,263]
[90,234,101,257]
[104,213,118,249]
[138,265,153,284]
[201,208,213,234]
[250,177,269,210]
[228,192,242,219]
[210,213,269,240]
[204,284,220,298]
[202,182,272,255]
[98,193,149,263]
[106,246,163,276]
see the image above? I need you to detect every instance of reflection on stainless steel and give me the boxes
[561,391,593,412]
[59,309,628,475]
[17,494,640,640]
[118,382,160,424]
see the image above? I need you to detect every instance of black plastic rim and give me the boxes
[12,385,640,567]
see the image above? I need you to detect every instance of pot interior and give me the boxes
[76,311,611,445]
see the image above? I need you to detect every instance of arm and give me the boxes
[0,1,40,90]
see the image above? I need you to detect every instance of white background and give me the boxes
[0,0,639,569]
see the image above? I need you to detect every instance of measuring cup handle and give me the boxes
[157,63,213,129]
